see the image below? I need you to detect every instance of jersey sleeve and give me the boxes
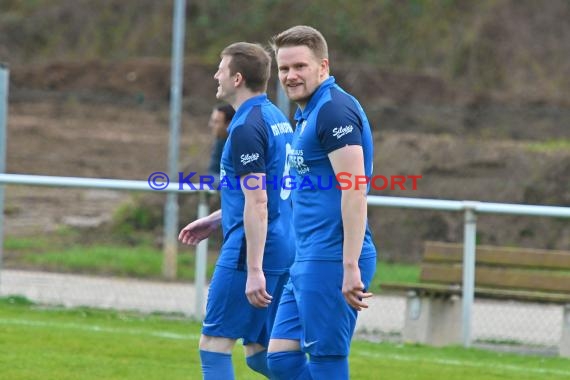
[316,100,363,153]
[230,122,268,176]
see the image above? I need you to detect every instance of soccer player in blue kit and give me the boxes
[178,42,294,379]
[266,26,377,380]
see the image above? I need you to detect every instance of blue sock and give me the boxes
[267,351,312,380]
[246,350,272,378]
[309,355,348,380]
[199,350,234,380]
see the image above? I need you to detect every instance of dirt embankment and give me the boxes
[4,60,570,260]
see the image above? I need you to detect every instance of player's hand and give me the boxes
[246,269,272,308]
[342,264,373,311]
[178,217,217,246]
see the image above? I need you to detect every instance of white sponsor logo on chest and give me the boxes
[288,149,310,175]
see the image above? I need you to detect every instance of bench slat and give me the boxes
[380,282,570,304]
[424,241,570,270]
[421,263,570,293]
[473,288,570,303]
[380,282,461,295]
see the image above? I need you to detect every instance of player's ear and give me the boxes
[320,58,329,78]
[234,72,244,88]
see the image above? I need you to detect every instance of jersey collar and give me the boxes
[294,76,336,123]
[233,94,269,121]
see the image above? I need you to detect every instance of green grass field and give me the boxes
[1,297,569,380]
[4,236,420,288]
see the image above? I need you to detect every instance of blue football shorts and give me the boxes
[202,265,289,346]
[270,257,376,356]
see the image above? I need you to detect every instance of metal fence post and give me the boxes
[0,64,9,289]
[194,192,209,319]
[462,202,478,347]
[162,0,187,279]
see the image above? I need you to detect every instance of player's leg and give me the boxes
[244,272,289,378]
[268,339,311,380]
[199,335,237,380]
[267,349,311,380]
[288,261,352,380]
[245,343,271,378]
[267,272,312,380]
[199,266,251,379]
[306,258,377,379]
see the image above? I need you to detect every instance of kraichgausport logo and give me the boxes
[147,171,422,191]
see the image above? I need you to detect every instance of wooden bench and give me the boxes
[380,241,570,356]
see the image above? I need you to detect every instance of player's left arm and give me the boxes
[319,99,373,311]
[329,147,373,311]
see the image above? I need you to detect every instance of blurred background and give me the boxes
[1,0,569,351]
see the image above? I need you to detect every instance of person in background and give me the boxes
[206,103,234,182]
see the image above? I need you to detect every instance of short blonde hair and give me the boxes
[270,25,329,60]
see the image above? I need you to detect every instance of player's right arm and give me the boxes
[230,119,272,308]
[242,172,272,308]
[178,209,222,246]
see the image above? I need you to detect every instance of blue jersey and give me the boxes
[288,77,376,262]
[218,94,294,274]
